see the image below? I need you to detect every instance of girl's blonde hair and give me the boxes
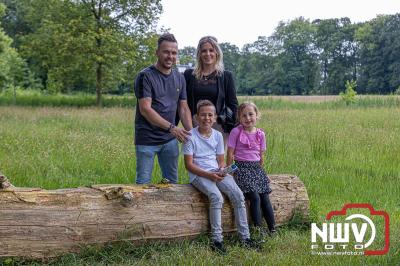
[193,36,224,80]
[238,102,261,119]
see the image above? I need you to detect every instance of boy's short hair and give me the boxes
[196,99,216,114]
[157,33,177,49]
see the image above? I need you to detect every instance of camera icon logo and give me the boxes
[311,203,390,256]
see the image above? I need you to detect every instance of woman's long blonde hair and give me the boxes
[193,36,224,80]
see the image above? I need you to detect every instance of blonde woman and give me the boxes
[184,36,238,146]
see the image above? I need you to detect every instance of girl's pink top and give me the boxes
[227,125,266,161]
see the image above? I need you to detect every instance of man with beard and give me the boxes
[134,33,192,184]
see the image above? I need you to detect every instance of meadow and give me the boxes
[0,97,399,265]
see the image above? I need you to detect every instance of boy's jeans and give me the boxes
[192,175,250,242]
[135,139,179,184]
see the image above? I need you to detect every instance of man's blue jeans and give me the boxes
[135,139,179,184]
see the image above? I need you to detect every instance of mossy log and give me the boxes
[0,174,309,259]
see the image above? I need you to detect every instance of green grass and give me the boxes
[0,104,399,265]
[1,89,400,109]
[0,90,136,108]
[247,95,400,109]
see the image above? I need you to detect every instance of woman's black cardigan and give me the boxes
[184,68,238,130]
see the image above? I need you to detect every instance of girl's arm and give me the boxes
[260,150,270,182]
[259,150,264,166]
[226,147,235,166]
[260,130,267,166]
[184,155,224,182]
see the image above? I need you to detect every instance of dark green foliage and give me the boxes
[357,14,400,94]
[1,0,161,105]
[0,3,27,91]
[220,42,240,76]
[1,1,400,96]
[178,46,196,66]
[272,17,319,95]
[237,37,276,95]
[312,18,358,94]
[231,14,399,96]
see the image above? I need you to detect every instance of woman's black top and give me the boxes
[192,72,218,112]
[184,68,238,133]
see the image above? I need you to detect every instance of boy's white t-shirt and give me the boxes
[182,127,225,183]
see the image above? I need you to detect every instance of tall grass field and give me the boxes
[0,98,399,265]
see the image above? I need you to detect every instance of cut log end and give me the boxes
[0,174,309,259]
[0,175,14,190]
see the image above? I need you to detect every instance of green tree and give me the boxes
[356,14,400,94]
[313,18,359,94]
[80,0,161,104]
[237,37,276,95]
[178,46,196,66]
[7,0,161,104]
[271,17,319,95]
[220,42,240,73]
[220,42,243,92]
[0,0,33,47]
[0,3,25,92]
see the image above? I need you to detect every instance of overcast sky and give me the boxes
[158,0,400,48]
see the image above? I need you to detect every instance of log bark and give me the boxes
[0,174,309,259]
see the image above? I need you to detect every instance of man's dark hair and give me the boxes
[157,33,177,49]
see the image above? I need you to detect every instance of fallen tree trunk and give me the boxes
[0,174,309,259]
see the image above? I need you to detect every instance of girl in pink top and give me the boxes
[227,102,276,237]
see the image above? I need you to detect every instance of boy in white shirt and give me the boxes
[183,100,259,253]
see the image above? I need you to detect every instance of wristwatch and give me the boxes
[168,123,175,132]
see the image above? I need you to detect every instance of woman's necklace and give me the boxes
[202,70,216,80]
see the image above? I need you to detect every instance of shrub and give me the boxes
[394,86,400,95]
[340,80,358,105]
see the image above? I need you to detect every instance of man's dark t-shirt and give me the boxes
[134,65,186,145]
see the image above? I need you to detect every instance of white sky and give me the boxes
[158,0,400,49]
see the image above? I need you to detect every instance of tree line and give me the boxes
[0,1,399,104]
[180,15,400,96]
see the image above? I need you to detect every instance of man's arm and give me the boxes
[138,97,171,129]
[138,98,191,142]
[178,100,193,131]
